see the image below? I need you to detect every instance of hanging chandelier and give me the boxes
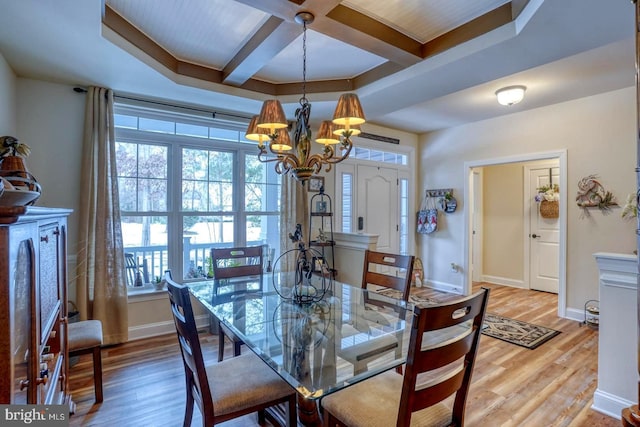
[245,11,366,183]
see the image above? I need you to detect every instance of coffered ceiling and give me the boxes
[104,0,513,95]
[0,0,635,133]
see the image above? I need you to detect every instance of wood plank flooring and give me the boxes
[68,283,620,426]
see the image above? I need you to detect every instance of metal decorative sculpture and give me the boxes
[272,223,332,304]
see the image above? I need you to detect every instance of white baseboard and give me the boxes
[481,275,526,289]
[425,279,463,294]
[592,388,633,420]
[564,307,584,322]
[128,314,210,341]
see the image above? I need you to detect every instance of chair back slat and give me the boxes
[397,288,489,427]
[212,246,264,279]
[166,271,215,420]
[415,329,475,372]
[361,250,414,302]
[124,253,137,286]
[412,368,466,411]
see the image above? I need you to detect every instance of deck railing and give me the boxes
[124,238,269,286]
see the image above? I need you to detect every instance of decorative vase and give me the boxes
[0,155,41,194]
[1,155,28,173]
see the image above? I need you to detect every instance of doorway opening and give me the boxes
[464,150,567,317]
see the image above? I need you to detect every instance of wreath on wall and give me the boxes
[576,175,617,217]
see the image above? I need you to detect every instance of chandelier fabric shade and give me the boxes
[332,93,366,127]
[270,128,292,152]
[257,99,288,132]
[246,11,366,183]
[316,121,340,145]
[245,115,270,148]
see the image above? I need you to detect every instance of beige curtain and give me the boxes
[280,176,309,271]
[76,86,128,345]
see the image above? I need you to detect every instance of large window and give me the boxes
[114,105,281,285]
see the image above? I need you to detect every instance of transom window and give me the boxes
[114,105,281,286]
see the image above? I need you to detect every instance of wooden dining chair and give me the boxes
[322,288,490,427]
[361,249,415,300]
[211,245,264,361]
[165,271,297,427]
[340,250,415,375]
[125,252,149,287]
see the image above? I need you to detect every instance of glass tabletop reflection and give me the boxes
[189,273,413,399]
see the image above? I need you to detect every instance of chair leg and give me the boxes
[92,346,103,403]
[217,323,225,362]
[322,409,341,427]
[233,339,242,357]
[183,390,194,427]
[287,394,297,427]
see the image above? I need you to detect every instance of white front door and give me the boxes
[529,166,559,293]
[356,165,398,255]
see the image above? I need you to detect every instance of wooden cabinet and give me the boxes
[0,207,72,407]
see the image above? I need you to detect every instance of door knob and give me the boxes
[531,234,538,238]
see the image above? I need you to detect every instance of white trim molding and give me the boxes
[463,150,568,318]
[592,252,638,419]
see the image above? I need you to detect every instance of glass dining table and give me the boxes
[189,272,414,424]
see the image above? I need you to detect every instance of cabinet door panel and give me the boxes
[12,238,36,404]
[39,224,60,343]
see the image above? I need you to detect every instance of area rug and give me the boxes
[481,313,561,349]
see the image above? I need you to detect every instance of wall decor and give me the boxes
[621,193,637,220]
[535,183,559,219]
[417,194,438,234]
[308,175,324,192]
[576,175,617,216]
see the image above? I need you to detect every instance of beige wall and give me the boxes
[482,164,524,282]
[11,78,417,339]
[419,87,637,316]
[0,52,16,136]
[16,78,635,332]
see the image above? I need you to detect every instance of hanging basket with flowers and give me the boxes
[535,184,559,218]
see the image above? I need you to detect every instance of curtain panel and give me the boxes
[76,86,128,345]
[279,177,309,272]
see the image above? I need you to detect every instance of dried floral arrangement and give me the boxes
[576,175,617,217]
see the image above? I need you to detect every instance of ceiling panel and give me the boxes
[342,0,511,43]
[106,0,270,69]
[254,29,386,84]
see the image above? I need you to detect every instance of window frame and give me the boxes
[114,104,281,285]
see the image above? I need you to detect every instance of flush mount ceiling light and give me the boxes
[495,85,527,106]
[245,11,365,184]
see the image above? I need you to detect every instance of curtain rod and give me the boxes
[73,87,252,121]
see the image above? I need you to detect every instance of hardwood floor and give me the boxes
[68,283,619,426]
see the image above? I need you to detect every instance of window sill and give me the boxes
[127,285,168,302]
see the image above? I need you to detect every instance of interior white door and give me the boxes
[529,166,559,293]
[356,165,398,255]
[471,169,482,282]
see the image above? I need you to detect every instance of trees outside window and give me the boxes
[114,105,281,284]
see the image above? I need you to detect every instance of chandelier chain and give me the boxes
[301,20,307,105]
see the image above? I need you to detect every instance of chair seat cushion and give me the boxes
[68,320,103,351]
[321,370,452,427]
[207,352,293,416]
